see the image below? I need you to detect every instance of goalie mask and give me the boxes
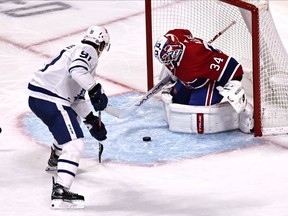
[154,34,184,70]
[83,26,111,54]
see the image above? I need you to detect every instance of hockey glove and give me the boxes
[88,83,108,111]
[84,112,107,141]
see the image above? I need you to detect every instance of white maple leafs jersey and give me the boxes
[28,43,99,117]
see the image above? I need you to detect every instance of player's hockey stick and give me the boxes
[99,142,103,163]
[105,20,236,118]
[105,73,171,118]
[98,111,104,163]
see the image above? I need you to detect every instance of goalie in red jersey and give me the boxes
[154,29,254,134]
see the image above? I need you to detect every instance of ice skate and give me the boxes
[50,177,85,209]
[45,147,58,172]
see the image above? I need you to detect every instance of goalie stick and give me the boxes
[105,73,171,118]
[208,20,236,44]
[105,20,237,118]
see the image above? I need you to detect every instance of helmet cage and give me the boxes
[160,44,183,65]
[154,35,183,67]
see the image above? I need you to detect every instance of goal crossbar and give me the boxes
[145,0,288,136]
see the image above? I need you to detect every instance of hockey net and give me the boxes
[145,0,288,136]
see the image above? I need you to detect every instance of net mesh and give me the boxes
[150,0,288,135]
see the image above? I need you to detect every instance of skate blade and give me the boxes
[50,199,85,209]
[45,166,57,172]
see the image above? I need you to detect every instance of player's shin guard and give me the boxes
[56,139,84,189]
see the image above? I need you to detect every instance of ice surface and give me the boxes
[21,92,263,166]
[1,1,288,216]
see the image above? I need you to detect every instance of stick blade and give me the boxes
[104,74,171,119]
[98,143,104,163]
[105,105,121,118]
[105,104,138,119]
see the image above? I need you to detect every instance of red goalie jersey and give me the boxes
[158,29,243,88]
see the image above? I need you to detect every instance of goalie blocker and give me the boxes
[161,89,254,134]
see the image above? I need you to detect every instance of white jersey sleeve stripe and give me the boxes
[71,58,89,66]
[69,65,88,73]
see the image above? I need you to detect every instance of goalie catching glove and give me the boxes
[84,112,107,141]
[88,83,108,111]
[217,80,247,113]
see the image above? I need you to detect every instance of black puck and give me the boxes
[143,136,151,142]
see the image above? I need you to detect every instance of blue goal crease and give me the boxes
[21,92,264,166]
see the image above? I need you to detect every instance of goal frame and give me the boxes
[145,0,263,136]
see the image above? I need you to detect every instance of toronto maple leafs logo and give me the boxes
[74,89,86,100]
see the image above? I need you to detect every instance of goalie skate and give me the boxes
[50,177,85,209]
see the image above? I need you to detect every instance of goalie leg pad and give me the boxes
[161,91,173,122]
[239,102,254,133]
[162,92,239,134]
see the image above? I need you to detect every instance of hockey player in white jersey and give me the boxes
[28,26,110,209]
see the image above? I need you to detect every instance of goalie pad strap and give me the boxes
[197,113,204,134]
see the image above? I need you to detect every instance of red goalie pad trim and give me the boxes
[197,113,204,134]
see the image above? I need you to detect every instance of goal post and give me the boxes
[145,0,288,136]
[145,0,154,91]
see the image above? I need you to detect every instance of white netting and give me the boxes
[150,0,288,135]
[258,5,288,134]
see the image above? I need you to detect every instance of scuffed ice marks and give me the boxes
[21,92,263,165]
